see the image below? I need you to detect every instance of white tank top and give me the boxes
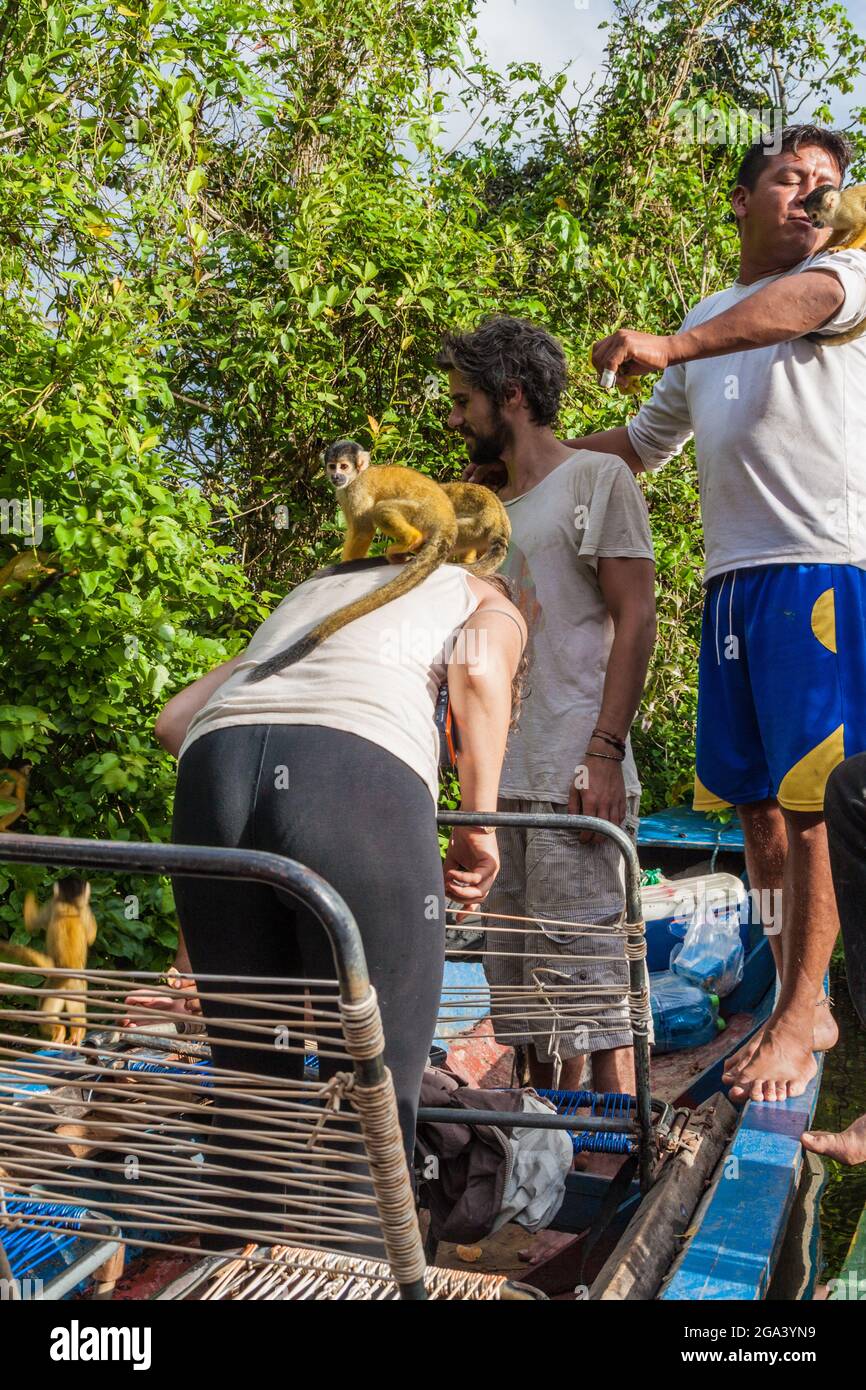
[178,561,480,803]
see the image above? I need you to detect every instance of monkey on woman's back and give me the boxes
[246,440,510,681]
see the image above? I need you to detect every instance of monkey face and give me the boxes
[804,184,841,228]
[327,457,356,488]
[323,439,369,488]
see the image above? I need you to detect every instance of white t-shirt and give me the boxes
[497,451,655,804]
[627,247,866,582]
[178,561,479,805]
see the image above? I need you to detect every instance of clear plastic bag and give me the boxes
[670,898,744,998]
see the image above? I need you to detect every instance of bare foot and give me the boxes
[725,998,837,1077]
[802,1113,866,1166]
[722,1017,817,1102]
[517,1229,576,1264]
[812,1003,839,1053]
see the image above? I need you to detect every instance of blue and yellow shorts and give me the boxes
[694,563,866,813]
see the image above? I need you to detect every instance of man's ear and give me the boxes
[730,184,748,225]
[503,380,525,411]
[356,450,371,472]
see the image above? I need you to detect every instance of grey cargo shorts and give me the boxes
[482,795,640,1060]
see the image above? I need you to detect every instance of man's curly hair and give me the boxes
[436,315,568,427]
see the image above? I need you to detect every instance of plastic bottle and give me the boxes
[650,970,725,1053]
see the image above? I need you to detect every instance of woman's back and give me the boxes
[178,559,479,803]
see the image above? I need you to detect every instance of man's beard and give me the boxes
[464,408,511,465]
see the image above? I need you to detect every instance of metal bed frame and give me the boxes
[0,817,657,1300]
[433,811,656,1191]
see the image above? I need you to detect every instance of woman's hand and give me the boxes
[122,969,201,1028]
[460,460,508,489]
[443,827,500,923]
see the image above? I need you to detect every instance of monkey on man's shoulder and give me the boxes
[804,183,866,346]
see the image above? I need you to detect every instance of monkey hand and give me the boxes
[591,330,675,390]
[460,460,508,491]
[443,826,500,923]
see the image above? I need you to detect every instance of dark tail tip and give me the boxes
[244,633,320,683]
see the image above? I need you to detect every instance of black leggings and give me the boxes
[825,753,866,1028]
[171,724,445,1246]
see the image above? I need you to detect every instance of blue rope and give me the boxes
[124,1057,213,1086]
[536,1089,638,1155]
[1,1198,89,1279]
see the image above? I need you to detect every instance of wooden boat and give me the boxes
[431,806,825,1301]
[0,815,825,1301]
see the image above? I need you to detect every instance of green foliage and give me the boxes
[1,0,864,965]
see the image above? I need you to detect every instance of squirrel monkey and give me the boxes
[440,481,511,576]
[804,184,866,345]
[245,440,458,680]
[0,877,97,1048]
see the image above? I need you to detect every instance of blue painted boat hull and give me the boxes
[661,1059,825,1300]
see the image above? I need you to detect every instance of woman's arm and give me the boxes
[443,588,527,914]
[154,653,246,758]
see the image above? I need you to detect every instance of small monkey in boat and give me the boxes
[0,877,97,1047]
[803,183,866,345]
[440,481,511,576]
[246,440,459,680]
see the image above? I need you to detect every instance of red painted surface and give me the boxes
[111,1247,200,1300]
[444,1018,514,1089]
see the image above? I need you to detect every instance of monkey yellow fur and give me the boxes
[804,183,866,345]
[0,878,97,1047]
[440,481,511,576]
[245,441,460,680]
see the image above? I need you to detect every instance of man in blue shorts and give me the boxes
[564,124,866,1102]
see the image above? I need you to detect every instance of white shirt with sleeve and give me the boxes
[177,562,479,806]
[497,451,655,803]
[626,247,866,583]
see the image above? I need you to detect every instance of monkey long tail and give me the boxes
[807,320,866,346]
[464,533,510,578]
[245,531,456,682]
[0,942,55,971]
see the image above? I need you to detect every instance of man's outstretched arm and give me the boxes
[592,270,845,382]
[563,425,645,472]
[564,270,847,474]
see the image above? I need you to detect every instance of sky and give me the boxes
[439,0,866,148]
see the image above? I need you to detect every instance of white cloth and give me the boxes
[178,562,479,804]
[627,247,866,583]
[493,1092,574,1235]
[497,452,655,802]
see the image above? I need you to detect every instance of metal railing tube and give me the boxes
[436,811,655,1192]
